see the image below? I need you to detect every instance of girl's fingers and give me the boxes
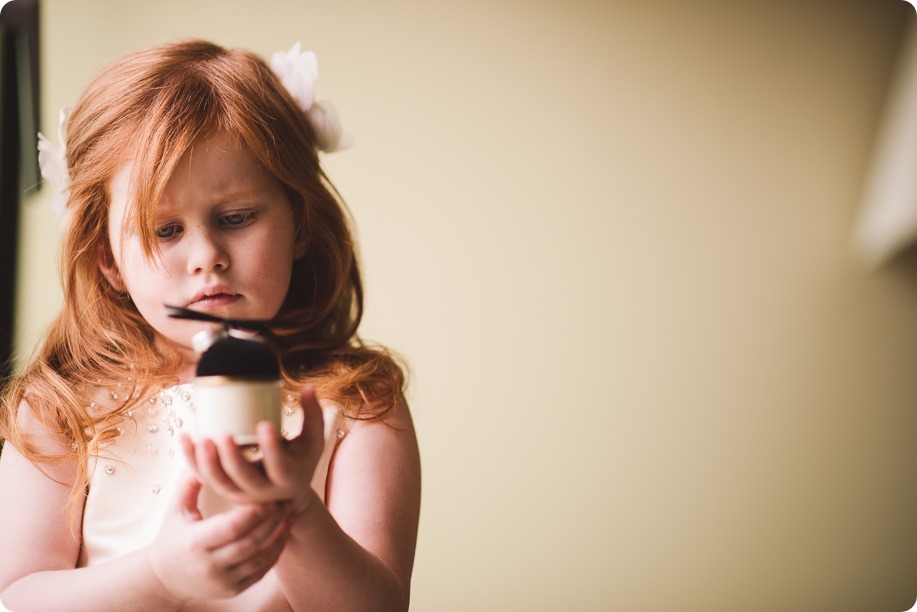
[192,502,273,550]
[258,420,294,487]
[216,432,271,492]
[172,471,204,520]
[299,385,325,450]
[261,385,324,483]
[195,437,243,498]
[225,511,293,585]
[179,434,200,474]
[209,502,291,565]
[186,385,327,504]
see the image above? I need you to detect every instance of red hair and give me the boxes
[0,40,405,506]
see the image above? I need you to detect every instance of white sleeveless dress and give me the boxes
[77,384,342,567]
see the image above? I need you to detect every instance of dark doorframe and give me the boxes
[0,0,40,384]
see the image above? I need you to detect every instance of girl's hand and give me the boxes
[180,385,326,514]
[148,473,293,603]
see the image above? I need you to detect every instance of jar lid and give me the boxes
[191,327,229,355]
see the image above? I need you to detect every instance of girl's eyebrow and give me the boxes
[213,187,271,203]
[156,184,273,215]
[206,172,275,199]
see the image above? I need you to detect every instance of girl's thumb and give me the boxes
[172,471,203,518]
[299,385,325,448]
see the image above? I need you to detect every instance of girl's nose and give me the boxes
[186,229,229,274]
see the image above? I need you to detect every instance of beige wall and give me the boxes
[14,1,917,609]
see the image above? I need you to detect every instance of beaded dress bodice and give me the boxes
[77,383,341,568]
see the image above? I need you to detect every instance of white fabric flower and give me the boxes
[270,42,352,153]
[37,106,71,220]
[270,42,319,112]
[306,100,354,153]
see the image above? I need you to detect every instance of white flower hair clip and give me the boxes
[270,42,353,153]
[37,106,72,221]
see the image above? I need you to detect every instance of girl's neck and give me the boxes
[175,361,197,384]
[153,335,199,384]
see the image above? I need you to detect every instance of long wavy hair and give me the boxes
[0,40,405,501]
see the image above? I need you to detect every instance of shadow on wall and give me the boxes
[887,240,917,279]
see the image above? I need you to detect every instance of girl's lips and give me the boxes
[187,286,239,308]
[189,294,240,308]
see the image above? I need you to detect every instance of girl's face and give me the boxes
[102,133,305,374]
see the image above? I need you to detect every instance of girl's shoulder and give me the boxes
[320,394,420,586]
[0,399,78,488]
[4,399,68,449]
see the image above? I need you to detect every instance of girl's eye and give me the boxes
[220,211,254,228]
[156,225,182,240]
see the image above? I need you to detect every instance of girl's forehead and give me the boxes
[108,162,135,207]
[112,135,276,210]
[172,134,267,182]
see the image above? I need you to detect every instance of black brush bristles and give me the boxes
[196,336,280,379]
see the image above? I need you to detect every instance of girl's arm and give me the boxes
[184,387,422,611]
[0,404,171,610]
[0,404,293,610]
[276,395,421,610]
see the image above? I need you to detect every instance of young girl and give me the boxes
[0,39,420,610]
